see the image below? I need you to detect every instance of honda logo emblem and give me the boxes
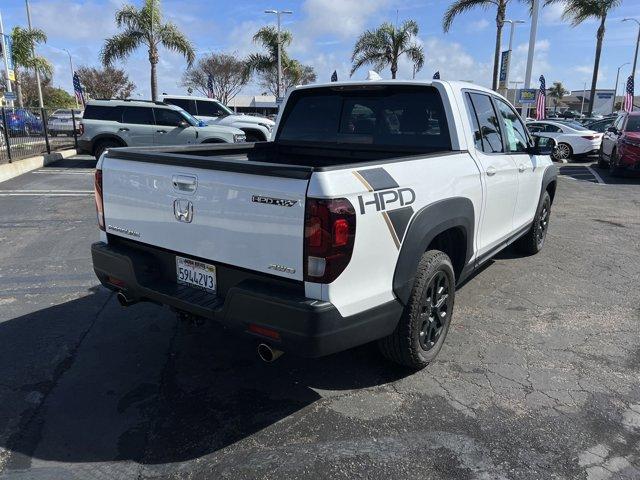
[174,199,193,223]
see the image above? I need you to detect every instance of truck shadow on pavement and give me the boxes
[0,287,410,470]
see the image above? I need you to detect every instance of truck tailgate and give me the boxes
[101,156,309,281]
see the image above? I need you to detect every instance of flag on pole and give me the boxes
[73,72,85,106]
[536,75,546,120]
[433,71,440,79]
[207,74,214,99]
[330,70,338,82]
[623,75,634,112]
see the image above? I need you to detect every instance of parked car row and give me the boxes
[598,111,640,176]
[48,109,83,136]
[527,120,602,161]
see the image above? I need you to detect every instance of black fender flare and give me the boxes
[540,164,558,205]
[392,197,475,305]
[91,134,127,155]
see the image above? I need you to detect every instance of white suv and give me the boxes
[78,99,246,159]
[162,95,274,142]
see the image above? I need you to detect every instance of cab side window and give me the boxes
[196,100,226,117]
[464,93,484,151]
[494,98,530,152]
[544,124,561,133]
[467,92,503,153]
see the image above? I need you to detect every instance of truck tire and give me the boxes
[378,250,455,369]
[94,139,121,160]
[515,191,551,255]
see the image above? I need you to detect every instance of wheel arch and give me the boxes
[393,197,475,306]
[541,164,558,205]
[200,137,228,144]
[91,134,127,156]
[240,127,267,142]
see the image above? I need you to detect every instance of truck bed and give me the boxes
[107,141,449,179]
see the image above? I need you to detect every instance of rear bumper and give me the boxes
[91,241,402,357]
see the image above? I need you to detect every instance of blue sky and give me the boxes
[1,0,639,99]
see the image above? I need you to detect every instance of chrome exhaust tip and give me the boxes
[257,343,284,363]
[117,291,136,307]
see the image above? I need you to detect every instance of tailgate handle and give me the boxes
[172,175,197,193]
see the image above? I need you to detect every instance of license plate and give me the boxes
[176,256,216,293]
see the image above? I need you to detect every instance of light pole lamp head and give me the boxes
[622,18,640,26]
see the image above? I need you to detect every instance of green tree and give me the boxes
[101,0,195,100]
[75,66,136,100]
[350,20,424,79]
[545,0,621,116]
[443,0,514,91]
[246,26,316,96]
[548,81,569,113]
[19,72,75,108]
[10,26,53,107]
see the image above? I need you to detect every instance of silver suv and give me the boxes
[78,99,246,159]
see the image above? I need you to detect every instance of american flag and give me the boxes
[433,71,440,79]
[207,74,214,99]
[330,70,338,82]
[623,75,634,113]
[73,72,85,106]
[536,75,546,120]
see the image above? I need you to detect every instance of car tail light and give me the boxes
[304,198,356,283]
[581,135,597,140]
[94,169,105,231]
[78,122,84,135]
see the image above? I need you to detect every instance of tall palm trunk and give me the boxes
[391,60,398,79]
[14,69,24,108]
[492,6,505,91]
[587,16,606,117]
[149,46,158,101]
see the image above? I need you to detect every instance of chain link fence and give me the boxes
[0,107,80,165]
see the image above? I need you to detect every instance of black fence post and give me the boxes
[71,110,78,150]
[41,107,51,154]
[1,107,11,163]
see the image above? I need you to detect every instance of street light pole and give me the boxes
[265,9,292,100]
[63,49,78,109]
[612,62,629,114]
[25,0,44,109]
[0,9,14,107]
[521,0,539,117]
[622,18,640,79]
[502,19,524,97]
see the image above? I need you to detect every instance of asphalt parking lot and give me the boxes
[0,155,638,479]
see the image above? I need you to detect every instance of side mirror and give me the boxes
[530,135,557,156]
[178,120,189,128]
[606,126,617,133]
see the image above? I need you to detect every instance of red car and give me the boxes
[599,112,640,176]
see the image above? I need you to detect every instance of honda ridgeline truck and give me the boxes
[91,81,558,368]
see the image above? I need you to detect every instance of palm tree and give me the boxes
[10,26,52,108]
[350,20,424,79]
[443,0,511,91]
[548,81,569,113]
[545,0,621,117]
[246,26,316,95]
[101,0,195,100]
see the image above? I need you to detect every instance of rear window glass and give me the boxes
[164,98,196,114]
[277,86,451,150]
[121,106,155,125]
[625,116,640,132]
[82,105,122,121]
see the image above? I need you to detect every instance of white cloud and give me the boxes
[299,0,390,39]
[469,19,490,32]
[541,2,566,25]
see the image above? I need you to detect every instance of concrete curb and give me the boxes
[0,149,77,184]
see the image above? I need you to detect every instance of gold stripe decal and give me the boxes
[382,211,401,249]
[353,171,374,192]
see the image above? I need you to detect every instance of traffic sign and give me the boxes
[3,91,16,101]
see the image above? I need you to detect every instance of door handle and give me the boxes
[118,127,129,132]
[156,129,167,133]
[518,164,527,172]
[172,174,197,193]
[486,165,497,176]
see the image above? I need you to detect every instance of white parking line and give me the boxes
[586,166,605,184]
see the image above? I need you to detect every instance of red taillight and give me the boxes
[78,122,84,135]
[248,323,281,340]
[581,135,596,140]
[304,198,356,283]
[94,169,105,231]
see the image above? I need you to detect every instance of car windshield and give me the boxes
[625,116,640,132]
[215,101,234,116]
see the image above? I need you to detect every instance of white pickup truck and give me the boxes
[92,81,558,368]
